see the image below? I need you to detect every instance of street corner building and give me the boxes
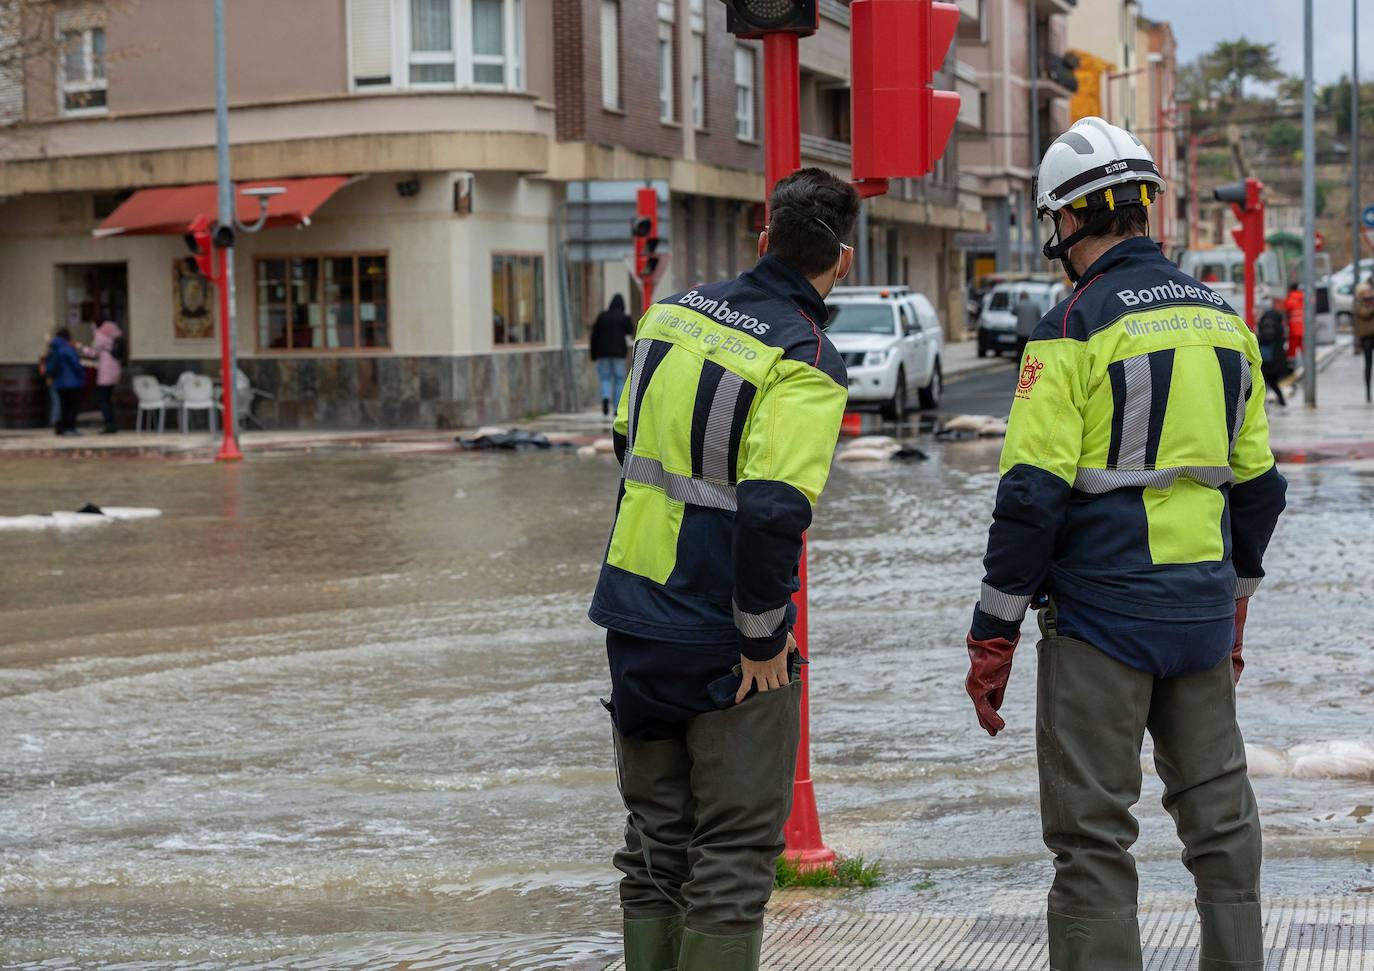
[0,0,983,432]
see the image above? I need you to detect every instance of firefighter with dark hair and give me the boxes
[965,118,1287,971]
[590,167,858,971]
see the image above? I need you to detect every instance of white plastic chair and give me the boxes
[235,368,273,429]
[179,374,220,434]
[132,375,173,432]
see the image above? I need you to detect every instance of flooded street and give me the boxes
[2,415,1372,969]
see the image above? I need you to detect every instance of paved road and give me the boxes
[938,357,1018,418]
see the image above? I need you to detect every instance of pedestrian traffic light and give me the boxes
[1214,178,1265,329]
[719,0,817,37]
[633,187,667,312]
[850,0,960,184]
[182,215,215,280]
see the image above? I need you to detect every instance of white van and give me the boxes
[1177,249,1283,313]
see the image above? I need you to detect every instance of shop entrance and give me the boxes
[57,262,129,349]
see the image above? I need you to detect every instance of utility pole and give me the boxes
[1353,0,1362,280]
[1302,0,1317,406]
[1028,0,1040,266]
[213,0,242,459]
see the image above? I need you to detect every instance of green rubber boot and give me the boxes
[1197,901,1264,971]
[677,926,763,971]
[1047,911,1143,971]
[624,914,683,971]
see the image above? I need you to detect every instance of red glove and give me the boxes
[1231,597,1249,684]
[966,633,1019,737]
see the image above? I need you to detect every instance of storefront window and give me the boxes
[568,260,605,344]
[492,253,545,345]
[256,254,389,351]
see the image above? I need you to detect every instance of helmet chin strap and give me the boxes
[1043,208,1115,284]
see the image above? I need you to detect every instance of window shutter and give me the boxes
[600,0,618,109]
[350,0,392,87]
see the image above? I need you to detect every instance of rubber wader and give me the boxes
[1036,607,1263,971]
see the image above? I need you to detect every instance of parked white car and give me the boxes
[977,281,1069,358]
[1177,248,1282,315]
[825,286,944,420]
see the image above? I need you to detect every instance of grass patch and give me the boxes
[775,854,883,889]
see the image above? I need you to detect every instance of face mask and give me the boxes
[811,216,852,298]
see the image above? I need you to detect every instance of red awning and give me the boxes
[93,176,352,238]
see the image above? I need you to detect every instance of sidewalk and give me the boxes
[943,336,1014,379]
[604,894,1373,969]
[1268,336,1374,463]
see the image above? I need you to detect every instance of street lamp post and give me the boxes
[211,0,242,461]
[1301,0,1317,406]
[1353,0,1361,285]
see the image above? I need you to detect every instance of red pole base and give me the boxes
[215,439,244,462]
[783,777,836,871]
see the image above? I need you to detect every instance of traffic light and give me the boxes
[851,0,960,183]
[632,187,665,312]
[1214,178,1265,329]
[183,215,215,280]
[719,0,817,37]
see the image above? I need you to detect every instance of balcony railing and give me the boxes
[1039,54,1079,96]
[800,132,852,166]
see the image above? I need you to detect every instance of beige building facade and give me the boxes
[0,0,982,429]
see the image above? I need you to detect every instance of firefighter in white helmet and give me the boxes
[965,117,1286,970]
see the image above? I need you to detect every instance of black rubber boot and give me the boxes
[624,914,683,971]
[1196,900,1264,971]
[602,397,611,417]
[678,926,762,971]
[1046,911,1142,971]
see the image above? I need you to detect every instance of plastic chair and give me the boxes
[235,368,274,429]
[133,375,173,432]
[179,374,220,434]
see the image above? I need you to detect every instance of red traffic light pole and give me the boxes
[185,215,243,461]
[1216,177,1265,332]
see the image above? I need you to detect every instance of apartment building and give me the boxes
[0,0,981,430]
[955,0,1077,278]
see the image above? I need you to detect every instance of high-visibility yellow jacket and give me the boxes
[973,238,1287,659]
[589,255,849,660]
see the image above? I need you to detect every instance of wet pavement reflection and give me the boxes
[1,402,1371,968]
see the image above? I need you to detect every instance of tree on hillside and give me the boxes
[1202,38,1283,105]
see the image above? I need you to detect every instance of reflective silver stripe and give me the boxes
[623,453,738,511]
[1235,576,1262,598]
[701,369,743,484]
[979,583,1033,623]
[1073,465,1235,494]
[1230,356,1252,456]
[625,338,652,449]
[733,600,787,639]
[1118,354,1152,469]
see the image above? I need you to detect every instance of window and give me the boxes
[255,254,389,351]
[689,0,704,128]
[657,4,675,123]
[600,0,620,109]
[734,45,754,140]
[568,261,606,344]
[492,253,545,345]
[348,0,523,91]
[59,26,106,114]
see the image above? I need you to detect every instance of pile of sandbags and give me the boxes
[577,438,619,458]
[836,435,927,463]
[937,415,1008,439]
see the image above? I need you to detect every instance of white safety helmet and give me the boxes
[1034,116,1165,215]
[1033,117,1166,275]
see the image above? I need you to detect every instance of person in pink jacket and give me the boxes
[82,320,124,434]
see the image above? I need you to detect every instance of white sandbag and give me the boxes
[1289,740,1374,780]
[837,447,898,462]
[576,445,599,458]
[944,414,997,432]
[1243,744,1290,778]
[472,426,509,439]
[592,438,617,454]
[977,419,1009,437]
[0,507,161,531]
[847,435,900,451]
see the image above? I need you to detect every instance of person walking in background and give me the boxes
[1256,297,1290,408]
[1284,282,1305,364]
[1354,274,1374,403]
[81,318,125,434]
[590,294,634,417]
[590,168,857,971]
[966,118,1286,971]
[37,334,60,428]
[1013,290,1040,357]
[45,328,85,436]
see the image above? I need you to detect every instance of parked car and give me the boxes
[826,286,944,420]
[977,281,1069,358]
[1177,248,1282,319]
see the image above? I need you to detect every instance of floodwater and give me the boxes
[1,428,1372,969]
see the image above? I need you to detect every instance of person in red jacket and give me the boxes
[1284,283,1305,361]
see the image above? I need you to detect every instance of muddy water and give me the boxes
[1,441,1370,969]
